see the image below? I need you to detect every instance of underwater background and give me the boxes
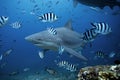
[0,0,120,80]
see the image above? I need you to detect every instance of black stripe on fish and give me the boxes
[95,51,105,58]
[43,14,46,20]
[39,12,58,22]
[50,13,52,21]
[0,21,3,25]
[83,28,98,41]
[100,22,103,32]
[1,16,5,23]
[92,22,111,34]
[105,23,109,33]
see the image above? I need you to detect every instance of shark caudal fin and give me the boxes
[64,46,88,61]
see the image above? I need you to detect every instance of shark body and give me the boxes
[25,20,87,61]
[73,0,120,9]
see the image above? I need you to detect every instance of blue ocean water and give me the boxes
[0,0,120,80]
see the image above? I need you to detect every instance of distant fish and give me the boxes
[57,60,68,67]
[0,62,7,68]
[34,71,40,75]
[30,0,36,3]
[30,11,35,15]
[109,52,116,58]
[10,21,21,29]
[91,22,112,35]
[47,27,57,35]
[21,10,26,14]
[57,61,77,72]
[17,0,21,4]
[38,51,44,59]
[56,1,59,5]
[23,68,30,72]
[83,28,98,42]
[34,4,38,8]
[58,46,64,55]
[0,54,3,61]
[0,16,9,27]
[95,51,106,58]
[9,71,19,76]
[38,12,58,22]
[45,67,57,75]
[3,49,13,57]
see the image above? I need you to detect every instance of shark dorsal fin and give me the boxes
[73,0,78,8]
[64,19,73,30]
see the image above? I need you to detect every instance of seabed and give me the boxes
[0,70,77,80]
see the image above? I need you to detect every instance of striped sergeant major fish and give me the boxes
[95,50,106,58]
[57,60,78,72]
[0,16,9,27]
[47,27,57,35]
[10,21,21,29]
[91,22,112,35]
[38,12,58,22]
[83,28,98,42]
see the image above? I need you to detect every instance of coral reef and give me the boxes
[77,65,120,80]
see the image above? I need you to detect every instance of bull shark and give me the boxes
[25,20,88,61]
[73,0,120,9]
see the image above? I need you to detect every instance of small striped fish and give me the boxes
[95,51,106,58]
[58,46,64,55]
[91,22,112,35]
[47,27,57,35]
[10,21,21,29]
[83,28,98,42]
[57,61,77,72]
[0,16,9,27]
[39,12,58,22]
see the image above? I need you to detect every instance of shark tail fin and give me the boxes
[73,0,79,8]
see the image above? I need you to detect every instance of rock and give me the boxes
[77,65,120,80]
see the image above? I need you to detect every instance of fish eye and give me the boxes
[4,17,7,18]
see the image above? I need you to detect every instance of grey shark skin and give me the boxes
[25,20,87,61]
[73,0,120,9]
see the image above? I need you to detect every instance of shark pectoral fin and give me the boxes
[38,51,44,59]
[73,0,79,8]
[64,46,88,61]
[38,49,49,59]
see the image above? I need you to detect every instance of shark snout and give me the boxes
[25,36,34,42]
[25,36,30,41]
[25,35,43,45]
